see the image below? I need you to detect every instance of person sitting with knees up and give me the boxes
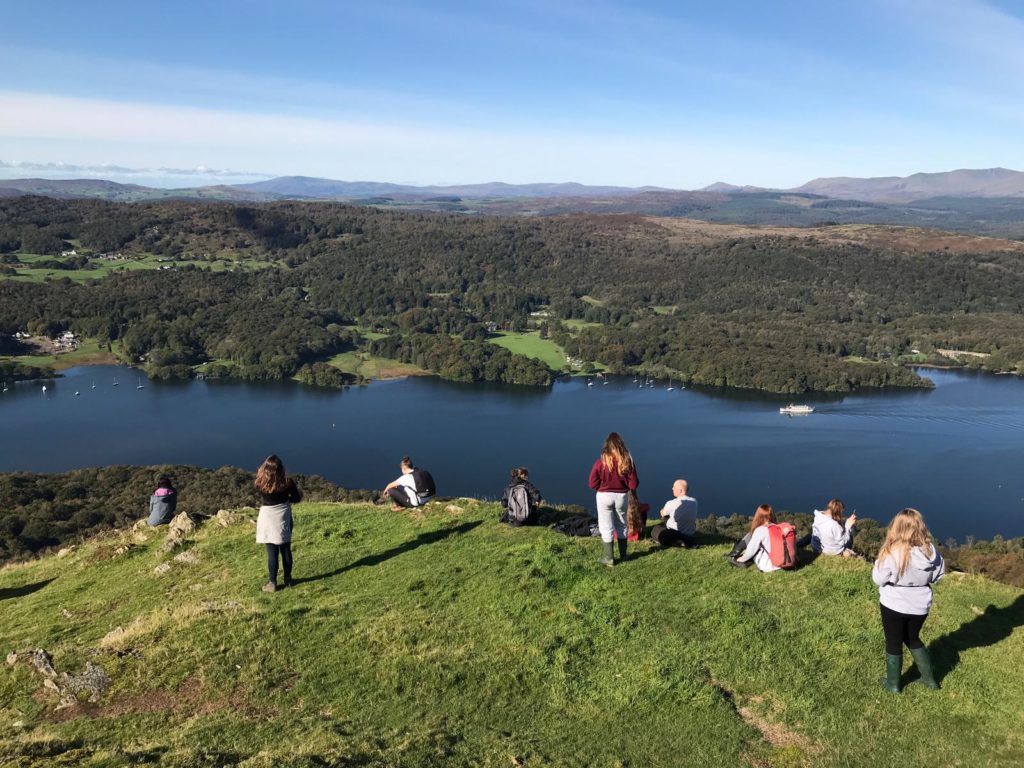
[651,479,698,548]
[500,467,543,526]
[382,456,435,511]
[730,504,781,571]
[146,474,177,526]
[797,498,857,557]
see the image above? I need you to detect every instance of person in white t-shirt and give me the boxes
[382,456,430,510]
[651,479,698,548]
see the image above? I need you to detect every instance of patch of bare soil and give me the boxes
[711,679,820,766]
[48,674,274,723]
[648,217,1024,254]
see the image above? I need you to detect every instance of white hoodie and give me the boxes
[872,545,945,615]
[811,510,854,555]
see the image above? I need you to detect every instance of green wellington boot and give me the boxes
[617,539,628,562]
[598,541,615,567]
[909,646,940,690]
[881,653,902,693]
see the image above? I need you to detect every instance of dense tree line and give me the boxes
[3,197,1024,392]
[0,465,374,563]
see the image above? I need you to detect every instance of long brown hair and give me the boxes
[750,504,776,533]
[877,508,935,578]
[599,432,634,477]
[254,454,288,495]
[825,498,845,524]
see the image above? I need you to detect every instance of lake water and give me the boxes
[1,366,1023,541]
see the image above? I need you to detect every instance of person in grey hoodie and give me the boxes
[871,508,945,693]
[810,498,857,556]
[146,475,177,526]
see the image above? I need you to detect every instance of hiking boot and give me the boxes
[598,542,615,567]
[617,540,628,562]
[724,539,746,559]
[909,646,939,690]
[262,581,277,593]
[283,577,294,589]
[880,653,902,693]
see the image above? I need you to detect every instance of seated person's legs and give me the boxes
[386,486,416,508]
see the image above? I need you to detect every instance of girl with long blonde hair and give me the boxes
[588,432,639,566]
[872,508,945,693]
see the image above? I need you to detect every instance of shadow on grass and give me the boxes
[295,520,483,585]
[930,594,1024,683]
[0,578,54,601]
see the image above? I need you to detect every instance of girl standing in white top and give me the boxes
[872,508,945,693]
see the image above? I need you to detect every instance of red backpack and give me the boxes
[766,523,797,569]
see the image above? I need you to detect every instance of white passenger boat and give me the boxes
[780,404,814,415]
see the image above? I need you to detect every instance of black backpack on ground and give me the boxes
[411,468,435,497]
[552,515,598,537]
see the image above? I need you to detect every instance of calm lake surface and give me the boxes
[1,366,1023,541]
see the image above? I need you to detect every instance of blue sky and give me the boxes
[2,0,1023,187]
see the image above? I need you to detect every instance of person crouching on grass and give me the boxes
[254,454,302,593]
[872,508,945,693]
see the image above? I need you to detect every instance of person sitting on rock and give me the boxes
[382,456,435,511]
[500,467,543,526]
[651,479,698,548]
[146,475,177,526]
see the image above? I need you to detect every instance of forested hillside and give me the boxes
[3,197,1024,392]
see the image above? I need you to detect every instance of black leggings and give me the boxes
[651,524,695,548]
[266,542,293,583]
[880,603,927,655]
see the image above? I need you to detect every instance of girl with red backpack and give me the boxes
[730,504,797,571]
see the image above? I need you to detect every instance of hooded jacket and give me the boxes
[811,509,854,555]
[872,545,945,615]
[146,490,177,526]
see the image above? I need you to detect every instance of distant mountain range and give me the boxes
[4,167,1024,237]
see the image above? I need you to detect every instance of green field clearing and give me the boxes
[0,340,117,370]
[651,305,677,315]
[1,502,1021,767]
[326,350,425,379]
[580,294,605,306]
[3,253,276,283]
[488,331,567,370]
[562,318,604,330]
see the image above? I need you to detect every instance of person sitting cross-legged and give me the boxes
[651,479,698,548]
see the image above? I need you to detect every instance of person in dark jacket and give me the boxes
[588,432,639,566]
[254,455,302,593]
[500,467,543,526]
[146,475,177,526]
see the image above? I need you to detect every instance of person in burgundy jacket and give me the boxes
[588,432,639,566]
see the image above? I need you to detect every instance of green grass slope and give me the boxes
[1,502,1022,767]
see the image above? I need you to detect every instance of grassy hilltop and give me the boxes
[1,501,1022,767]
